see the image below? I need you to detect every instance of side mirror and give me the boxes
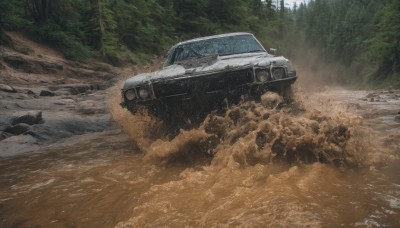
[270,48,277,55]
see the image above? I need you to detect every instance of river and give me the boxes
[0,88,399,227]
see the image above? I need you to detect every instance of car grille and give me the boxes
[153,69,253,97]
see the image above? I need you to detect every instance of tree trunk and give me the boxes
[26,0,51,23]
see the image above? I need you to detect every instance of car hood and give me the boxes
[123,53,288,89]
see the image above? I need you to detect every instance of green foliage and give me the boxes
[0,0,398,88]
[291,0,400,87]
[34,23,91,61]
[87,0,118,62]
[1,0,90,60]
[0,0,31,37]
[0,0,282,63]
[366,0,400,78]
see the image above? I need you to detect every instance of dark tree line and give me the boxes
[0,0,282,63]
[0,0,399,87]
[292,0,400,86]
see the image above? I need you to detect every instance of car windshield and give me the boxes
[166,34,264,66]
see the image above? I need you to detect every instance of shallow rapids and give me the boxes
[0,88,399,227]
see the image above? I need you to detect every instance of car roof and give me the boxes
[176,32,254,46]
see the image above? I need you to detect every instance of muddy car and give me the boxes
[121,32,297,120]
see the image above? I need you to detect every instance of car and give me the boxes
[120,32,297,122]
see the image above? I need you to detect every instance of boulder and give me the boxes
[11,110,43,125]
[40,90,55,96]
[4,123,31,135]
[0,84,17,93]
[3,55,63,74]
[0,132,13,141]
[26,90,35,95]
[3,55,34,73]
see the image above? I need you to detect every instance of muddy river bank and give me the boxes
[1,83,400,227]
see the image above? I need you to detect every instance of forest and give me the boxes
[0,0,399,88]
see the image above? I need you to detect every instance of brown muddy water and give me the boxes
[0,88,400,227]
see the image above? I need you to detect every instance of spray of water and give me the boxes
[109,83,392,169]
[102,71,400,227]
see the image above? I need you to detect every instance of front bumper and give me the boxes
[120,76,297,109]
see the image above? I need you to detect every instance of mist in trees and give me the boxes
[0,0,398,87]
[292,0,400,87]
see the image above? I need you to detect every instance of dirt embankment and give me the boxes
[0,32,122,156]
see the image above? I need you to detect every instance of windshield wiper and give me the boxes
[219,50,263,56]
[247,50,264,53]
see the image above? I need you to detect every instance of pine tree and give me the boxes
[88,0,118,60]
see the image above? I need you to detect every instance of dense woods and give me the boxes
[0,0,399,87]
[294,0,400,87]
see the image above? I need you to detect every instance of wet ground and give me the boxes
[0,87,399,227]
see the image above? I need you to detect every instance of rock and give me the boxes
[395,115,400,122]
[26,90,35,95]
[0,134,39,157]
[366,93,376,98]
[17,94,29,100]
[0,84,17,93]
[47,84,105,95]
[65,84,93,95]
[4,123,31,135]
[40,90,55,96]
[3,55,34,73]
[0,132,13,141]
[26,90,38,98]
[0,62,6,70]
[38,61,64,74]
[3,55,63,74]
[11,110,43,125]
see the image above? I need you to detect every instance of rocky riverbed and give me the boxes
[0,34,120,157]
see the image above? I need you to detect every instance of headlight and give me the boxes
[256,70,269,82]
[125,89,136,101]
[272,68,286,80]
[139,88,150,99]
